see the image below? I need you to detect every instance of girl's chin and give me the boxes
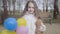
[29,12,34,14]
[27,11,34,14]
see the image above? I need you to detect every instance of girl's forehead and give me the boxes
[28,3,34,7]
[28,2,33,4]
[28,2,34,6]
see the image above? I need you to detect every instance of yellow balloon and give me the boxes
[1,30,16,34]
[17,18,26,26]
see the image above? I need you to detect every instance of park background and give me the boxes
[0,0,60,34]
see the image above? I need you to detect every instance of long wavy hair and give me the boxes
[22,0,41,19]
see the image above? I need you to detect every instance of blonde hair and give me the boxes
[22,0,41,19]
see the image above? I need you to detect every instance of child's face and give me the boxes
[28,2,34,14]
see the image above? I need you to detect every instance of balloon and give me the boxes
[16,26,28,34]
[4,18,17,31]
[1,30,16,34]
[17,18,26,26]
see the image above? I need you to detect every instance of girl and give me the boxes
[22,0,46,34]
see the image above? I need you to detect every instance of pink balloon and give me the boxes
[16,26,28,34]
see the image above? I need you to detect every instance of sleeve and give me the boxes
[39,20,46,32]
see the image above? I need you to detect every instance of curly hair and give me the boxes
[22,0,41,19]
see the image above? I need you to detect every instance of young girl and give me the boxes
[22,0,46,34]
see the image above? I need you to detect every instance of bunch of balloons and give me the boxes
[16,18,28,34]
[0,17,28,34]
[1,30,16,34]
[1,18,17,34]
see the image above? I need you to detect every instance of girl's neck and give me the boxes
[26,12,35,15]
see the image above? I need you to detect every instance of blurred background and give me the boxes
[0,0,60,34]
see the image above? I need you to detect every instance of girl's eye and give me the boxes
[28,6,34,9]
[32,7,34,9]
[28,7,31,8]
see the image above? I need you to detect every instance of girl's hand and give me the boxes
[39,24,46,32]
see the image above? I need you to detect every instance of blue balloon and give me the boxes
[4,18,17,31]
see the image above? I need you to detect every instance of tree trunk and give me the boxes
[46,0,48,12]
[43,0,45,12]
[2,0,8,23]
[12,0,16,15]
[8,2,11,15]
[53,0,59,19]
[13,3,15,15]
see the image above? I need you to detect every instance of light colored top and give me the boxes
[23,12,46,34]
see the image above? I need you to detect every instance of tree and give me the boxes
[46,0,48,12]
[7,0,11,11]
[2,0,8,23]
[53,0,59,19]
[18,0,21,11]
[43,0,48,12]
[43,0,45,12]
[12,0,16,15]
[7,0,11,15]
